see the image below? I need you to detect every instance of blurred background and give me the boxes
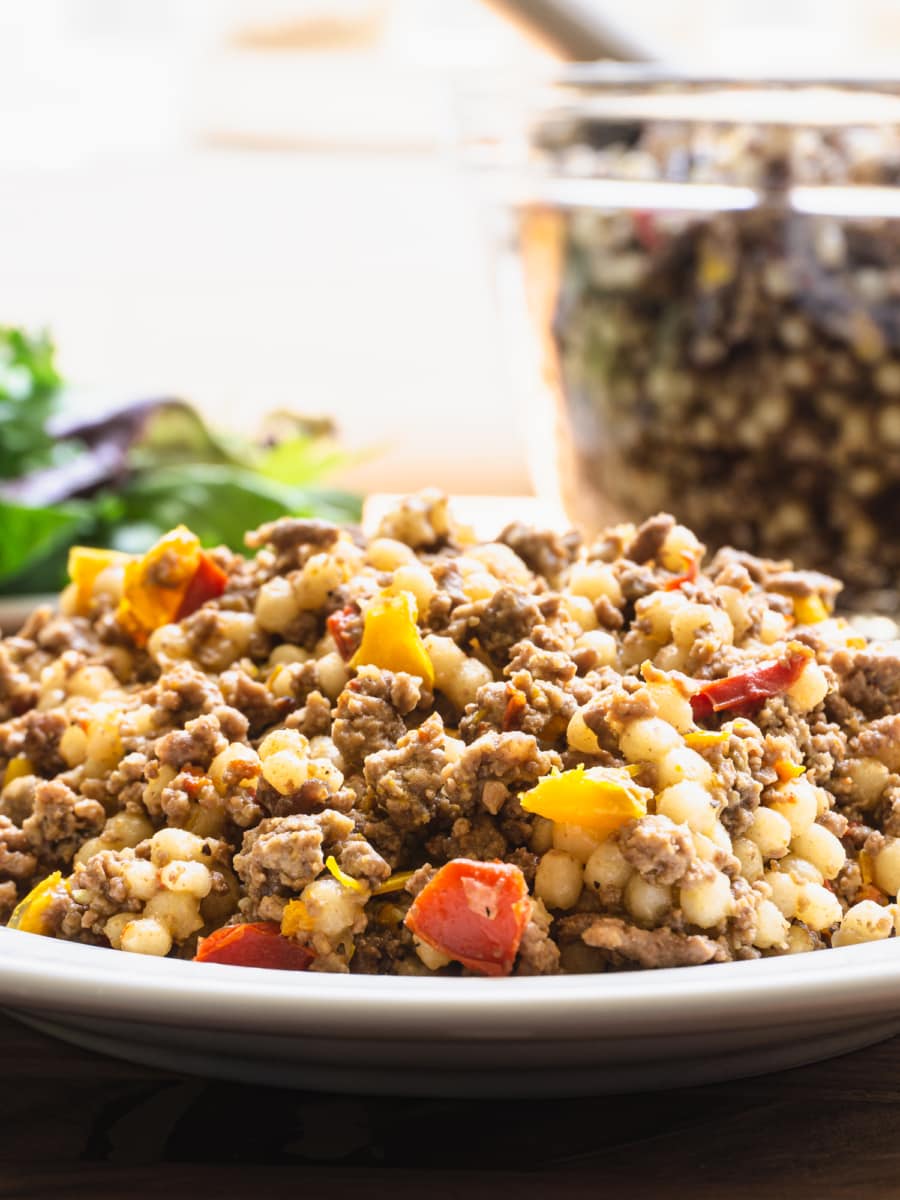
[3,0,900,502]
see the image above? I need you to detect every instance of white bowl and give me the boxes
[2,927,899,1096]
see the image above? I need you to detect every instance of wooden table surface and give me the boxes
[2,1011,899,1199]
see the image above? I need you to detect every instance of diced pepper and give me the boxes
[519,765,650,838]
[115,527,229,643]
[774,758,805,782]
[664,555,699,591]
[690,646,811,720]
[793,595,829,625]
[327,604,363,661]
[8,871,65,935]
[350,591,435,687]
[324,854,368,894]
[404,859,530,977]
[684,730,730,750]
[117,526,203,643]
[375,902,405,927]
[281,899,314,937]
[2,755,33,789]
[373,870,417,896]
[859,849,875,886]
[67,546,131,613]
[174,553,228,620]
[194,922,314,970]
[856,883,888,905]
[502,686,528,731]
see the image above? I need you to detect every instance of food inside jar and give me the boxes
[516,108,900,608]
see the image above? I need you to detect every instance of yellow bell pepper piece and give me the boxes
[281,898,314,937]
[67,546,131,614]
[793,595,829,625]
[350,591,435,687]
[774,758,805,783]
[684,730,730,750]
[117,525,202,643]
[859,850,875,886]
[2,755,32,789]
[325,855,368,894]
[8,871,65,935]
[520,765,650,838]
[373,869,417,896]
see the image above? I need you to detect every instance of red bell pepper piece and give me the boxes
[664,556,699,591]
[404,859,531,977]
[175,552,228,620]
[327,603,362,661]
[690,647,810,720]
[193,922,314,970]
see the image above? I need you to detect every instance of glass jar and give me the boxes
[474,71,900,610]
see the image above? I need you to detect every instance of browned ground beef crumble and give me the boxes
[3,492,900,974]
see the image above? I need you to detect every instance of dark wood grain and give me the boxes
[1,1010,899,1198]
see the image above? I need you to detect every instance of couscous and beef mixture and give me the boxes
[3,492,900,976]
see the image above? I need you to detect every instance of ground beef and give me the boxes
[515,901,561,975]
[506,638,576,686]
[50,849,143,941]
[235,809,388,921]
[22,781,105,868]
[607,686,656,727]
[850,714,900,772]
[878,778,900,838]
[448,586,543,666]
[442,731,560,814]
[0,644,38,722]
[0,814,37,882]
[18,710,68,775]
[702,729,769,836]
[146,664,224,724]
[625,513,676,564]
[0,879,16,920]
[831,648,900,718]
[246,517,340,571]
[283,690,333,739]
[578,917,726,968]
[352,912,419,975]
[332,667,423,773]
[757,697,846,786]
[498,522,580,585]
[616,563,664,604]
[363,713,449,834]
[0,774,37,826]
[765,569,843,608]
[818,809,849,839]
[425,813,509,863]
[155,714,227,770]
[834,859,864,904]
[461,671,576,744]
[617,815,695,886]
[80,752,148,813]
[219,669,294,736]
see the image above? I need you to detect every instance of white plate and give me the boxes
[2,927,900,1096]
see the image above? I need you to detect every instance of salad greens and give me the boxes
[0,327,361,594]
